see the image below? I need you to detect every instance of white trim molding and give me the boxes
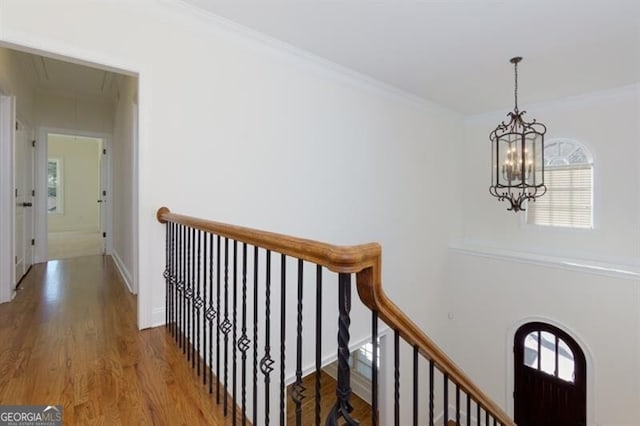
[449,242,639,281]
[0,94,16,303]
[112,250,133,295]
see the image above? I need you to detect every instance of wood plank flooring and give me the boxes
[286,370,374,425]
[0,256,236,425]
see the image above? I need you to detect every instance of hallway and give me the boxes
[0,256,232,425]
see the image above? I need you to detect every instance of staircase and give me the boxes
[157,207,515,426]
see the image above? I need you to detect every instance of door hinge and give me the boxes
[32,140,36,147]
[15,121,18,131]
[15,188,18,197]
[103,232,106,238]
[31,190,35,196]
[31,239,35,246]
[102,190,106,196]
[103,149,107,155]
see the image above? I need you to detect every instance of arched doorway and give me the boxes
[514,322,586,426]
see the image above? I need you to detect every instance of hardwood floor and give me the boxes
[0,256,237,425]
[286,370,374,425]
[47,231,103,260]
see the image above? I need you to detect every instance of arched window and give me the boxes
[527,139,594,228]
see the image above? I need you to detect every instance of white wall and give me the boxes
[0,47,34,123]
[112,75,137,291]
[444,87,640,425]
[47,134,101,233]
[35,92,114,134]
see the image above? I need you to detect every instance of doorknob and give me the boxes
[97,200,103,203]
[22,202,32,207]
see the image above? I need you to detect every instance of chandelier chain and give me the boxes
[514,60,519,112]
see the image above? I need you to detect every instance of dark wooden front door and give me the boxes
[514,322,586,426]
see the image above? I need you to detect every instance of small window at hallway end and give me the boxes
[47,159,63,214]
[527,139,593,229]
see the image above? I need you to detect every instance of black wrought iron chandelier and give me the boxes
[489,57,547,212]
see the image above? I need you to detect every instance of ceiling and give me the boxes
[183,0,640,115]
[15,50,119,100]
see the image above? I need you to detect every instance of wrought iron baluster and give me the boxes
[171,222,177,338]
[279,254,286,426]
[315,265,322,426]
[260,250,274,426]
[207,233,216,393]
[477,401,480,426]
[180,224,185,347]
[252,246,259,426]
[191,227,196,367]
[184,226,190,355]
[202,230,208,386]
[444,374,449,426]
[222,238,231,415]
[371,311,378,426]
[292,259,305,426]
[394,330,400,426]
[195,230,202,375]
[466,393,471,426]
[413,345,418,426]
[485,409,489,426]
[456,384,460,425]
[216,235,221,403]
[238,243,250,426]
[232,240,238,425]
[326,273,358,426]
[166,222,171,332]
[429,360,434,426]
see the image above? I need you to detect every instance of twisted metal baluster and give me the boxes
[206,233,216,393]
[222,238,231,415]
[195,230,203,374]
[325,273,359,426]
[292,259,306,425]
[315,265,322,426]
[279,254,286,426]
[252,246,259,426]
[237,243,250,425]
[232,240,238,425]
[216,235,221,403]
[260,250,274,426]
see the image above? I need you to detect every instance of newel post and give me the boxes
[326,273,360,426]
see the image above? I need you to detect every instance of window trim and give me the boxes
[47,158,64,215]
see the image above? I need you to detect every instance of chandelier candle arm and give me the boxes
[489,56,547,212]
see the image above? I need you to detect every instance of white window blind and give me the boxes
[528,165,593,228]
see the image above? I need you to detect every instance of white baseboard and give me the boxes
[112,250,134,294]
[151,307,165,328]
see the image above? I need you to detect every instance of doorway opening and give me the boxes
[514,321,587,426]
[45,132,107,260]
[0,43,140,323]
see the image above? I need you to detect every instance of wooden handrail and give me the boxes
[156,207,515,425]
[157,207,380,274]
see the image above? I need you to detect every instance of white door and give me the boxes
[14,120,34,286]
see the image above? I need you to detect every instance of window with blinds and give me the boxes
[527,140,594,229]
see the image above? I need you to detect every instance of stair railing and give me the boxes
[157,207,515,426]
